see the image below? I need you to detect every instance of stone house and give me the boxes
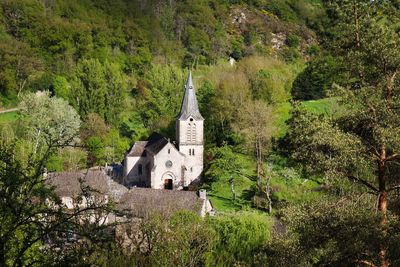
[46,168,213,220]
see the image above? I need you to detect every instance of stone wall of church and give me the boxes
[177,117,204,185]
[151,143,185,189]
[177,118,204,146]
[180,145,204,185]
[124,156,149,187]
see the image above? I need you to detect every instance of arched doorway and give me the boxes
[162,172,175,190]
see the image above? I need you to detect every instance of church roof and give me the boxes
[127,141,148,157]
[117,188,203,218]
[144,132,169,155]
[127,132,184,158]
[177,71,204,121]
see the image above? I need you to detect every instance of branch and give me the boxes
[387,184,400,192]
[354,259,377,267]
[386,153,399,161]
[348,175,378,192]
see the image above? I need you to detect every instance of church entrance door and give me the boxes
[164,179,173,190]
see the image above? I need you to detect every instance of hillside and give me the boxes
[0,0,327,206]
[3,0,400,266]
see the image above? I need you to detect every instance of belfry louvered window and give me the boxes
[192,123,196,141]
[187,123,191,142]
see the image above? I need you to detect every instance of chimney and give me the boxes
[199,189,207,200]
[43,168,48,179]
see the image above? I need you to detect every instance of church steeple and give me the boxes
[178,71,203,121]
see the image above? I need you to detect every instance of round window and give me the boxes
[165,160,173,168]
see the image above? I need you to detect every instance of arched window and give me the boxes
[187,123,191,142]
[138,164,143,175]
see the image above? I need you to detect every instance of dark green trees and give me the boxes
[286,1,400,265]
[71,59,127,124]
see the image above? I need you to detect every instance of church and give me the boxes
[123,72,204,190]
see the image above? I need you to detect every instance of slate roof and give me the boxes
[127,141,148,157]
[117,188,203,218]
[47,169,128,201]
[145,132,169,155]
[177,71,204,121]
[127,132,174,157]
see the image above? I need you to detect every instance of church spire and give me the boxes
[178,71,204,120]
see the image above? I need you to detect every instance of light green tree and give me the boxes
[19,91,80,155]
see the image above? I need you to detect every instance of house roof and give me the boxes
[177,71,204,121]
[46,169,128,201]
[117,188,203,218]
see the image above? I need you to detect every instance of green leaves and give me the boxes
[19,91,80,154]
[71,58,127,125]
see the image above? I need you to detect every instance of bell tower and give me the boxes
[176,71,204,186]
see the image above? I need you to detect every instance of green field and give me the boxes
[0,111,18,123]
[273,97,340,137]
[209,97,334,213]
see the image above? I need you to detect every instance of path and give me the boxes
[0,108,19,114]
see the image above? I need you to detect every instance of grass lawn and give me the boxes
[206,152,257,212]
[0,111,18,124]
[208,98,336,213]
[273,97,340,137]
[206,150,324,213]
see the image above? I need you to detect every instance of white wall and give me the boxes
[177,117,204,184]
[180,145,204,184]
[124,156,149,186]
[177,117,204,145]
[151,142,185,189]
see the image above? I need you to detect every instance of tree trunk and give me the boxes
[377,150,388,267]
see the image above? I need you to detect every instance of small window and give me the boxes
[190,167,193,172]
[190,118,194,121]
[189,149,192,156]
[192,149,195,156]
[168,149,170,154]
[138,164,143,175]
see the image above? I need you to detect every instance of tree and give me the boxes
[0,38,42,96]
[233,100,275,212]
[207,212,271,266]
[18,91,80,156]
[136,64,185,132]
[0,142,115,266]
[71,58,106,119]
[104,62,127,125]
[120,211,215,267]
[286,1,400,265]
[80,113,108,142]
[291,54,344,100]
[71,59,127,125]
[261,196,400,266]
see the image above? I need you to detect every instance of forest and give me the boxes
[1,0,400,266]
